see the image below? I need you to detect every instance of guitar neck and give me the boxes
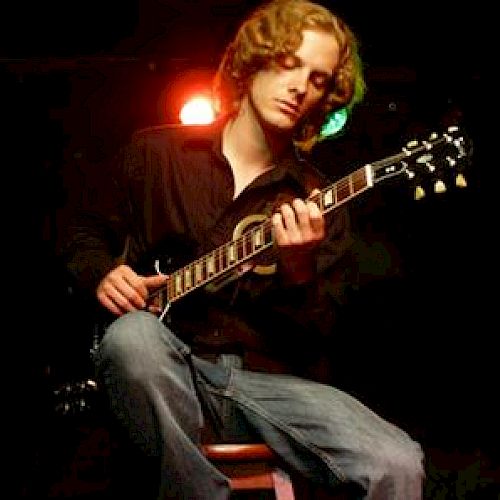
[314,164,373,215]
[155,125,470,306]
[164,164,374,303]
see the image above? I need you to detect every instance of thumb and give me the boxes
[144,273,169,289]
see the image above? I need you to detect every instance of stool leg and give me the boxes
[271,468,295,500]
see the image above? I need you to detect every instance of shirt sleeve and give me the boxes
[57,140,145,300]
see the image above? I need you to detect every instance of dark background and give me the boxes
[2,1,491,498]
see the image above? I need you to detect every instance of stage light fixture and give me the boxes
[179,95,216,125]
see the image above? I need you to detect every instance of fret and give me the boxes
[264,223,272,246]
[212,250,218,274]
[194,261,203,284]
[167,277,174,301]
[214,248,220,274]
[323,187,334,208]
[336,178,351,202]
[352,168,368,192]
[174,272,182,296]
[228,242,237,263]
[214,248,220,273]
[218,247,225,272]
[184,266,192,290]
[207,253,215,275]
[253,227,263,250]
[237,238,245,260]
[223,246,229,270]
[244,232,252,257]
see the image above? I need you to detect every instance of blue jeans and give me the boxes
[95,311,424,499]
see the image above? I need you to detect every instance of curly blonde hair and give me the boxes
[213,0,365,149]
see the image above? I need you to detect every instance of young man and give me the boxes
[60,0,424,497]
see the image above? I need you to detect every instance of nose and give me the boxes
[287,68,308,98]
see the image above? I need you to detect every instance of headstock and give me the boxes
[371,125,472,200]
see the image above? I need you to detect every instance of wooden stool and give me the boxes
[202,443,295,499]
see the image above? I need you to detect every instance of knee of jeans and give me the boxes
[372,437,425,484]
[98,311,173,373]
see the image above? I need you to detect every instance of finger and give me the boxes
[291,198,311,234]
[291,198,324,245]
[99,266,147,310]
[308,188,322,202]
[112,275,147,309]
[97,291,124,316]
[104,278,142,311]
[305,199,325,237]
[147,303,163,315]
[272,209,292,246]
[280,202,303,243]
[97,283,137,315]
[118,267,151,305]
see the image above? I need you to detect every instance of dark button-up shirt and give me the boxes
[61,120,354,379]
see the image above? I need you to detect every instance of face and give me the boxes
[247,29,340,133]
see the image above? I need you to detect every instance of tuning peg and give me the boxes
[455,173,467,188]
[414,186,425,200]
[425,161,435,173]
[434,180,447,194]
[446,156,457,167]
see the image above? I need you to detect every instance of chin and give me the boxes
[269,115,297,131]
[258,108,298,135]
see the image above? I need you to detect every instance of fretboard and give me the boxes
[164,164,373,302]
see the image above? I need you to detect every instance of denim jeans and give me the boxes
[95,311,424,499]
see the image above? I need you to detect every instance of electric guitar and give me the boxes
[151,124,472,320]
[52,124,472,416]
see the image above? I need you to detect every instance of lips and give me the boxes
[276,99,300,117]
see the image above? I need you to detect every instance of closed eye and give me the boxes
[276,53,300,69]
[275,53,332,91]
[310,71,331,90]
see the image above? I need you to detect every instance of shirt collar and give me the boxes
[189,118,310,194]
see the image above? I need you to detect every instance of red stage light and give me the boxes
[179,95,216,125]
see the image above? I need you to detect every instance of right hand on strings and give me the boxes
[96,264,167,316]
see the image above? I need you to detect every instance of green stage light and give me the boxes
[320,107,348,138]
